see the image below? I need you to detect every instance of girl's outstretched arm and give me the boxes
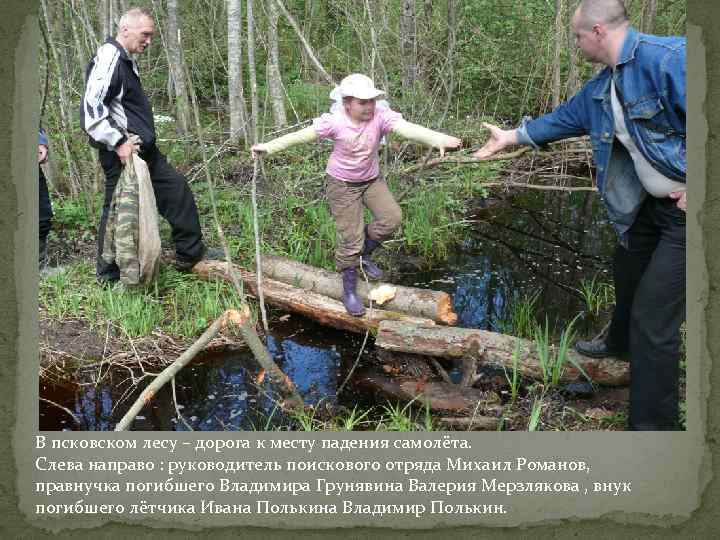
[391,120,461,156]
[251,126,318,158]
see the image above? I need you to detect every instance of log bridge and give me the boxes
[192,256,629,426]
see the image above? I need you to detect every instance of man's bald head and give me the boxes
[575,0,628,31]
[118,7,154,32]
[116,7,155,54]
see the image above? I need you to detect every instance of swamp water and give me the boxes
[40,190,617,431]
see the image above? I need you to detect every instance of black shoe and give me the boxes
[175,246,225,272]
[204,246,226,260]
[574,339,625,359]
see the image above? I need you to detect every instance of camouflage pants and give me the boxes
[326,174,402,270]
[96,146,204,282]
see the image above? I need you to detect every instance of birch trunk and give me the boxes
[266,0,287,128]
[246,0,259,144]
[166,0,192,135]
[227,0,249,143]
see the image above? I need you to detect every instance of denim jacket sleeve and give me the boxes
[663,46,686,126]
[516,84,593,149]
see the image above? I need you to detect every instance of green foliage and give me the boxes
[533,313,586,390]
[502,339,522,406]
[335,405,371,431]
[509,289,541,340]
[400,179,468,262]
[577,276,615,317]
[375,400,434,432]
[528,396,544,431]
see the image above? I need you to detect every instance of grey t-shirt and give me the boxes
[610,78,685,198]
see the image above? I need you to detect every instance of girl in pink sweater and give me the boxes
[253,74,461,316]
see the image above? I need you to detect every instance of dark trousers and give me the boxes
[605,197,686,430]
[96,146,204,281]
[39,167,53,244]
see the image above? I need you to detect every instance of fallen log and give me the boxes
[354,370,502,420]
[193,260,436,333]
[375,320,630,386]
[260,255,458,325]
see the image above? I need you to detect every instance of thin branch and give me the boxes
[273,0,333,85]
[401,147,530,174]
[40,397,81,427]
[115,310,249,431]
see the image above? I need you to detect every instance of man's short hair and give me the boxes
[576,0,628,30]
[118,7,154,31]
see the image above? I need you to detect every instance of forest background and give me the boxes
[37,0,686,432]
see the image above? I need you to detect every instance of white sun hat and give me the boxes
[331,73,386,100]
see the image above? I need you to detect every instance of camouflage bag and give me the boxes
[102,135,161,285]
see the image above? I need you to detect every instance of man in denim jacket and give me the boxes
[474,0,686,430]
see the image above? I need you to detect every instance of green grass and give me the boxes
[577,276,615,317]
[40,263,251,341]
[533,314,588,390]
[400,180,469,262]
[375,400,434,432]
[528,396,544,431]
[502,339,522,406]
[335,405,372,431]
[509,289,541,339]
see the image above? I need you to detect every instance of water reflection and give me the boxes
[401,190,615,331]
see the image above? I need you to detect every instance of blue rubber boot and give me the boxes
[360,226,383,281]
[341,267,366,316]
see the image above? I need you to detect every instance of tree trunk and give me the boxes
[423,0,433,25]
[375,320,631,386]
[260,255,458,325]
[227,0,249,143]
[41,0,81,195]
[246,0,259,144]
[191,260,437,334]
[98,0,110,39]
[266,0,287,128]
[641,0,658,34]
[166,0,191,135]
[552,0,564,108]
[400,0,417,91]
[441,0,457,118]
[363,0,389,92]
[565,0,580,98]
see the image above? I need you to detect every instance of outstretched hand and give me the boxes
[472,122,518,160]
[251,144,267,160]
[439,136,462,157]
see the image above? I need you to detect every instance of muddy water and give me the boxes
[40,189,616,431]
[402,190,616,332]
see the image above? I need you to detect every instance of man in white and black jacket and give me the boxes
[81,7,212,284]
